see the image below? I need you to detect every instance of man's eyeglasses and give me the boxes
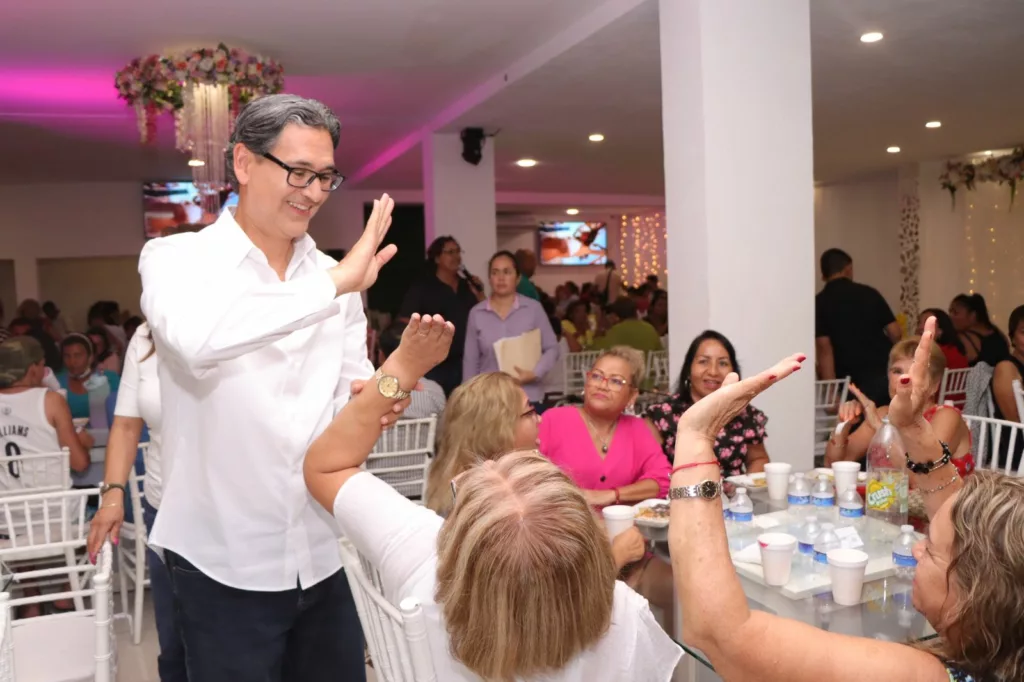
[586,371,631,391]
[263,153,345,191]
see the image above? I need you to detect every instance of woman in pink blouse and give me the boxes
[540,347,670,506]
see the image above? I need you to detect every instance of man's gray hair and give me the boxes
[224,94,341,187]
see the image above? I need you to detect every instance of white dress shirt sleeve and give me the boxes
[332,471,442,599]
[139,237,340,376]
[333,293,375,414]
[114,332,144,419]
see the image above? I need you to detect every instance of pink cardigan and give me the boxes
[539,406,671,497]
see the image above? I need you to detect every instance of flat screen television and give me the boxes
[142,182,238,239]
[538,221,608,266]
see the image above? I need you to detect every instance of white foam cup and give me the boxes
[763,462,792,501]
[757,532,797,586]
[831,461,861,495]
[602,505,636,540]
[827,548,869,605]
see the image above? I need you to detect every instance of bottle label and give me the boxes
[798,542,814,555]
[732,511,753,522]
[839,506,865,518]
[788,494,810,506]
[812,496,835,507]
[866,480,897,511]
[892,552,917,568]
[814,550,829,564]
[723,510,732,520]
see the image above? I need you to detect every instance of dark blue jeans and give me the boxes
[164,550,365,682]
[142,500,188,682]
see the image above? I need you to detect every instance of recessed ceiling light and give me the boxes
[188,158,205,167]
[566,208,580,216]
[588,133,605,142]
[860,32,883,43]
[984,150,994,155]
[886,146,901,153]
[515,158,538,168]
[925,121,942,129]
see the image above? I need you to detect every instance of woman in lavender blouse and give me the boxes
[463,251,560,407]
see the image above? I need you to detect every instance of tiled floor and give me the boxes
[115,594,377,681]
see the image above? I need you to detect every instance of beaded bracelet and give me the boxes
[918,471,959,495]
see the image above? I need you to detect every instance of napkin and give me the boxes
[732,543,762,565]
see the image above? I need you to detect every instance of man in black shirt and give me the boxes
[815,248,902,406]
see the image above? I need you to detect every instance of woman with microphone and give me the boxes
[398,236,484,395]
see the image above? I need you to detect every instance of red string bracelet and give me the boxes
[671,461,719,475]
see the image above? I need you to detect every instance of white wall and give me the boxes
[813,171,901,311]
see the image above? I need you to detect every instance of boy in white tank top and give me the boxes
[0,336,92,486]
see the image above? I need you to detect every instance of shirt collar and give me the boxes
[484,295,521,313]
[208,207,319,272]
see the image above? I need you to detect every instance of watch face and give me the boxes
[698,480,721,499]
[378,374,400,398]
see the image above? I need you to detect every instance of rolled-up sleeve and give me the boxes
[633,418,672,496]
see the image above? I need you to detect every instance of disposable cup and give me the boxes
[757,532,797,586]
[827,548,869,605]
[831,461,861,495]
[763,462,792,501]
[602,505,636,540]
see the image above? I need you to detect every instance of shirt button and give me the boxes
[600,476,606,483]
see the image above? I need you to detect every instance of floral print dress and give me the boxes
[644,396,768,477]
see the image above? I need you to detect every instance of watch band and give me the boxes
[905,440,952,474]
[669,479,722,500]
[100,482,126,496]
[373,368,411,400]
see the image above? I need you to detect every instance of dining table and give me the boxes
[628,486,936,681]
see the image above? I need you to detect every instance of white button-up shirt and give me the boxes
[140,209,373,591]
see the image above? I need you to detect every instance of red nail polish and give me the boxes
[900,377,910,384]
[793,364,801,371]
[768,374,778,381]
[796,354,807,362]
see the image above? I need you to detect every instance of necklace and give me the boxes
[581,409,617,453]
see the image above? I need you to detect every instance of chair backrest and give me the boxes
[338,540,436,682]
[367,417,438,501]
[0,594,10,682]
[564,351,600,397]
[961,414,1024,476]
[0,448,70,496]
[814,378,850,441]
[646,350,670,391]
[0,487,93,558]
[1013,379,1024,424]
[938,368,972,409]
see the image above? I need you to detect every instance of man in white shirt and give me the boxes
[133,94,401,682]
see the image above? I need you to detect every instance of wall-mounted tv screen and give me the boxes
[538,221,607,266]
[142,182,238,239]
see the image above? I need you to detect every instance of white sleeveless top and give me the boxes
[0,388,64,491]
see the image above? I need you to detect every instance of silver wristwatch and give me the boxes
[668,479,723,500]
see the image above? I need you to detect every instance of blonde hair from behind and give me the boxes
[889,336,946,389]
[435,450,616,681]
[425,372,523,516]
[594,345,646,387]
[925,472,1024,679]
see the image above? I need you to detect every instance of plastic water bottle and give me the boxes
[788,473,812,525]
[84,372,111,430]
[731,488,754,524]
[865,418,908,537]
[811,475,836,516]
[892,524,918,580]
[837,488,865,530]
[721,489,732,522]
[812,523,841,572]
[797,515,822,565]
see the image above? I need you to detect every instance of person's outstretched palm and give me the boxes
[331,194,397,294]
[887,316,936,429]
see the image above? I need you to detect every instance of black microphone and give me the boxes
[458,265,474,281]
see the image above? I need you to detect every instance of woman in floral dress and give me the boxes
[644,330,771,477]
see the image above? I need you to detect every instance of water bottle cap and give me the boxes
[736,487,747,495]
[900,525,915,533]
[820,523,835,530]
[794,473,805,479]
[805,515,817,523]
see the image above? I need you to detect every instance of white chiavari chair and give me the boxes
[645,350,670,392]
[1012,379,1024,423]
[339,539,435,682]
[962,414,1024,476]
[1,540,114,682]
[0,448,71,496]
[116,463,148,645]
[564,351,600,398]
[938,368,972,410]
[366,417,437,503]
[814,378,850,457]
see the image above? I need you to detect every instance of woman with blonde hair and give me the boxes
[540,346,670,507]
[305,314,682,681]
[667,318,1024,681]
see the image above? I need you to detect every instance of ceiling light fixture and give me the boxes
[860,32,883,43]
[515,158,538,168]
[588,133,605,142]
[925,121,942,129]
[566,208,580,216]
[886,146,901,153]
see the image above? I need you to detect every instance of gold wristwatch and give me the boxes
[374,368,411,400]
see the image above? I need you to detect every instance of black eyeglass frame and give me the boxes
[262,152,345,191]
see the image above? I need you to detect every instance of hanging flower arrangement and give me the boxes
[939,147,1024,210]
[114,44,285,144]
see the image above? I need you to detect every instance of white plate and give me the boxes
[633,498,670,528]
[725,472,769,490]
[812,467,868,483]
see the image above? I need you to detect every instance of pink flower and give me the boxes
[744,429,755,438]
[731,435,744,443]
[720,447,733,458]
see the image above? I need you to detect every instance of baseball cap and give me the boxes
[0,336,45,388]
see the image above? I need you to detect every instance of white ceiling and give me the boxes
[1,0,1022,191]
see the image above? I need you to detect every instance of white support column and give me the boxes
[13,257,39,304]
[661,0,816,468]
[422,133,497,282]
